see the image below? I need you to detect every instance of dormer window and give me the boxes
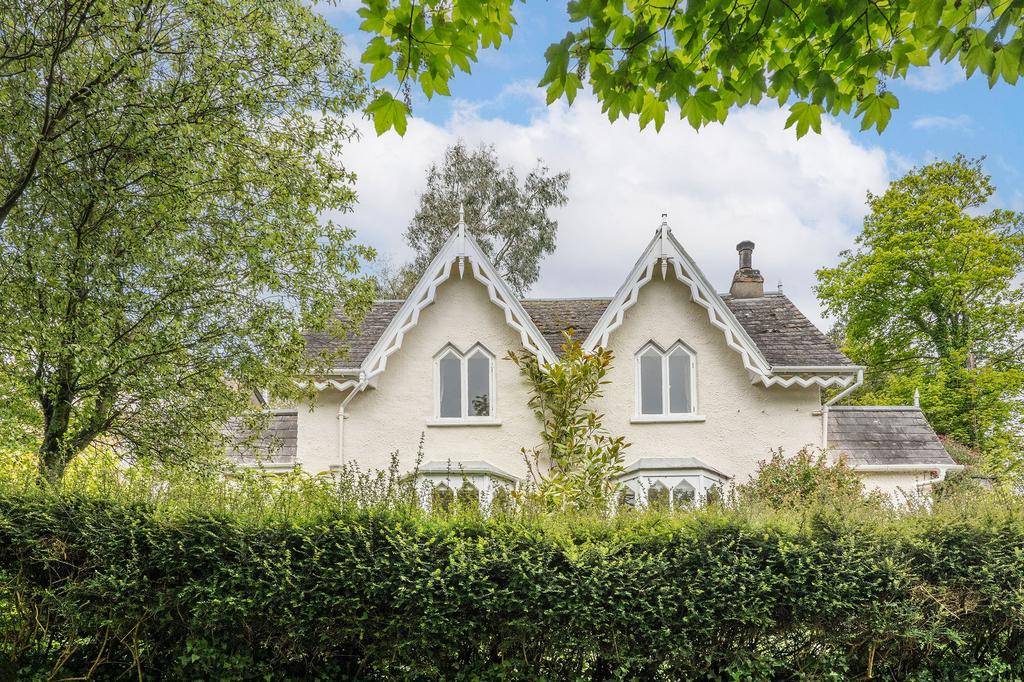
[636,341,697,419]
[435,344,494,420]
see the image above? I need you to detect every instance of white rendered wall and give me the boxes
[296,275,541,478]
[592,276,824,487]
[858,470,934,503]
[291,271,925,498]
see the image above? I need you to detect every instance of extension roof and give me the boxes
[827,406,958,468]
[225,410,298,466]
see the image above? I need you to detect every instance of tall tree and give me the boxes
[400,141,569,297]
[0,1,374,483]
[816,156,1024,472]
[358,0,1024,136]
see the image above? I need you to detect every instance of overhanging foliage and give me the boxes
[358,0,1024,136]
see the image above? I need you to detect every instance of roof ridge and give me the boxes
[519,296,614,302]
[830,405,921,411]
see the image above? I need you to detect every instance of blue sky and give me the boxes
[322,3,1024,325]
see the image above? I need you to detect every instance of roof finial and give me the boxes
[658,213,670,279]
[913,387,920,408]
[457,199,466,278]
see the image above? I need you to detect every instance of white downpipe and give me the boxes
[825,368,864,406]
[821,368,863,451]
[821,404,829,449]
[336,373,367,467]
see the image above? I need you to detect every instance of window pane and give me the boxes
[439,353,462,417]
[458,482,480,509]
[668,348,692,413]
[431,484,454,512]
[640,350,663,414]
[491,487,510,515]
[467,351,491,416]
[648,483,669,511]
[673,481,696,510]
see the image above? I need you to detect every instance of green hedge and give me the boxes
[2,491,1024,680]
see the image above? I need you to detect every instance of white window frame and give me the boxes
[431,343,498,424]
[632,340,702,423]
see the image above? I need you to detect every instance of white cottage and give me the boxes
[242,218,961,502]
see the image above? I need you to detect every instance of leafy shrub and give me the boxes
[3,483,1024,680]
[735,446,874,510]
[509,333,629,512]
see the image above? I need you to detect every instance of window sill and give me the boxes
[426,418,503,427]
[630,414,706,424]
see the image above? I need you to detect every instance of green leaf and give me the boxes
[370,58,392,83]
[784,102,823,139]
[679,89,720,129]
[855,91,898,133]
[366,92,409,135]
[638,93,667,131]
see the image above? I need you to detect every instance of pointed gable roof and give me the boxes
[582,220,858,388]
[358,222,556,380]
[305,218,858,389]
[305,300,405,370]
[722,293,853,368]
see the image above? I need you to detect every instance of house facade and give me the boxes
[245,218,961,503]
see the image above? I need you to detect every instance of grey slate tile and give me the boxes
[305,292,851,370]
[225,411,298,464]
[721,292,853,367]
[827,407,956,466]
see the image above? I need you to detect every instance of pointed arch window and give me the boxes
[647,482,670,511]
[458,482,480,509]
[431,483,455,512]
[672,480,696,509]
[636,341,696,417]
[434,344,495,420]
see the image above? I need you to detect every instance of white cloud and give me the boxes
[331,95,891,329]
[904,60,968,93]
[911,114,971,130]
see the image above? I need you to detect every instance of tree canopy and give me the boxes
[816,156,1024,475]
[384,141,568,298]
[0,1,374,482]
[358,0,1024,136]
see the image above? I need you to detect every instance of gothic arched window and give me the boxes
[636,341,696,417]
[435,344,495,420]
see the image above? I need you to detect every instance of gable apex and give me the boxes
[359,224,556,381]
[582,222,857,388]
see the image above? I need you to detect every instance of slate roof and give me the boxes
[306,292,851,371]
[721,292,853,367]
[619,457,731,480]
[827,406,957,467]
[304,300,404,369]
[519,298,611,355]
[225,411,298,465]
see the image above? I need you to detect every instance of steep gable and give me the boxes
[583,222,858,388]
[359,222,555,380]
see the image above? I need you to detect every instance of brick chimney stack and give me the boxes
[729,240,764,299]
